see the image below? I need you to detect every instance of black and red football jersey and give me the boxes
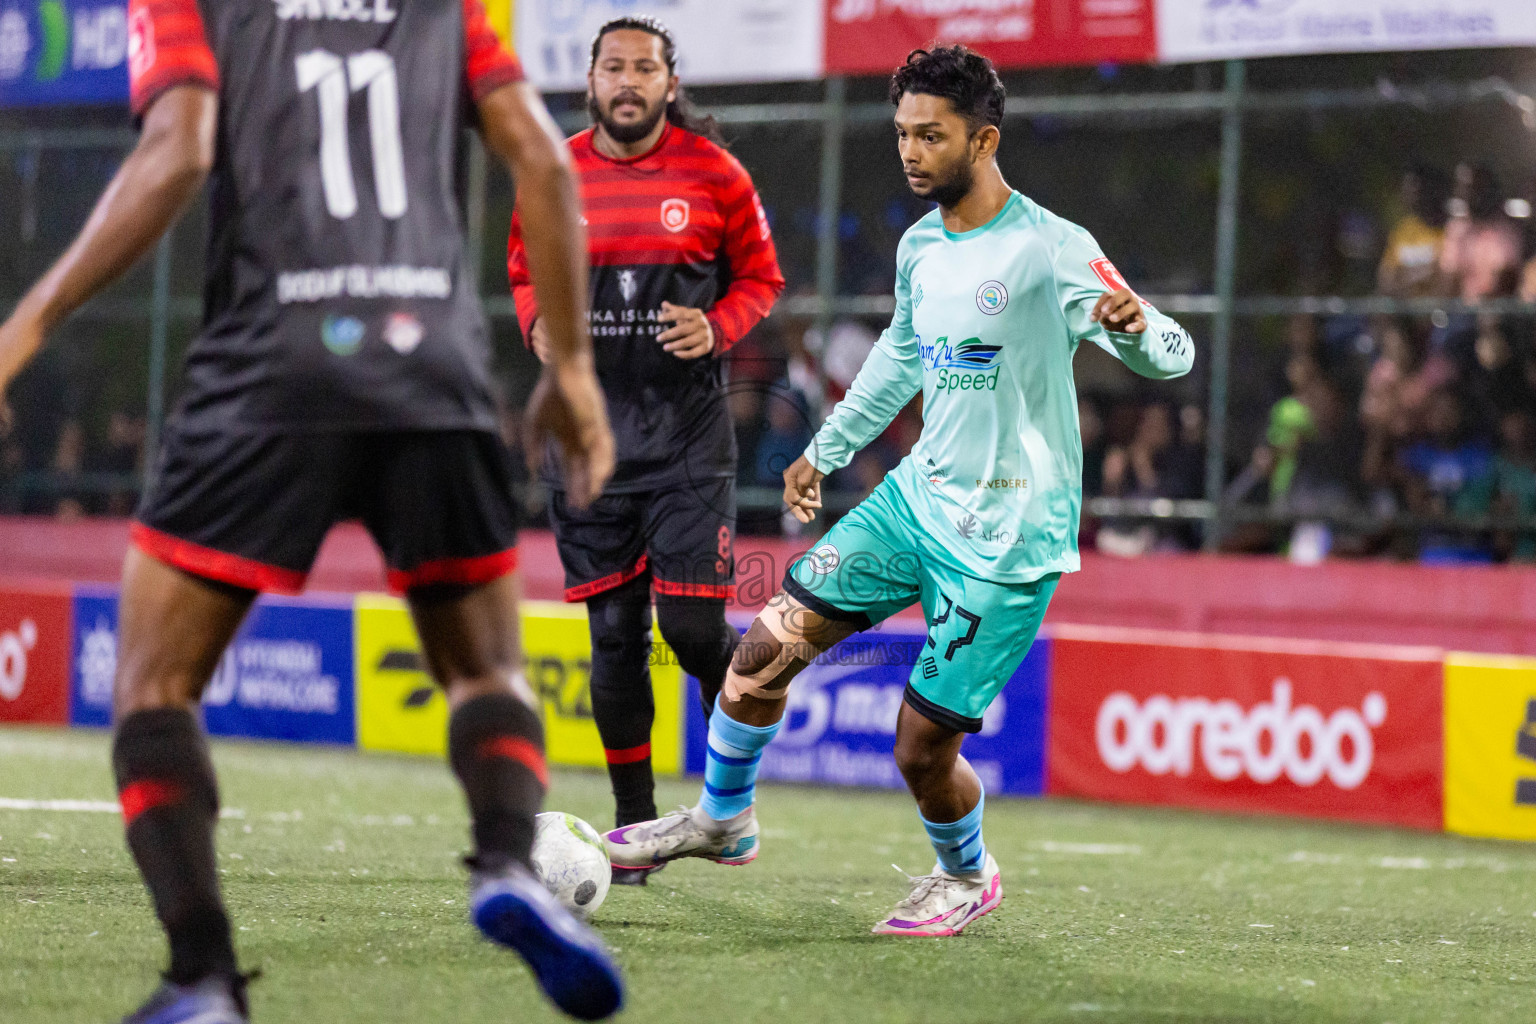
[506,125,786,493]
[128,0,523,432]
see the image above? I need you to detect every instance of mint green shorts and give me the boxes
[784,477,1058,733]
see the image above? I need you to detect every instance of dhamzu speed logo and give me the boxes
[1095,679,1387,790]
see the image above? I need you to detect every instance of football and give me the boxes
[530,811,612,920]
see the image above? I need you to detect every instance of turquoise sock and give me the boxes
[921,789,987,877]
[698,696,780,821]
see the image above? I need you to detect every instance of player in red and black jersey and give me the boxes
[0,0,622,1020]
[506,17,785,859]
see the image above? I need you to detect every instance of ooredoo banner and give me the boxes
[1047,625,1444,829]
[684,618,1050,797]
[824,0,1157,77]
[1155,0,1536,64]
[0,583,71,725]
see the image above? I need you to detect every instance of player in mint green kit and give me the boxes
[604,45,1194,935]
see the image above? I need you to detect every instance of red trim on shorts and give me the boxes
[564,553,649,602]
[387,548,519,594]
[129,522,306,594]
[119,779,185,826]
[603,742,652,765]
[652,578,736,600]
[479,735,549,787]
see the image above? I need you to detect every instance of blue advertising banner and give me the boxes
[685,619,1051,797]
[70,588,356,745]
[69,585,118,727]
[0,0,129,108]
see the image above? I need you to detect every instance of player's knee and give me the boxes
[723,618,802,703]
[894,732,951,783]
[587,579,653,678]
[655,596,733,678]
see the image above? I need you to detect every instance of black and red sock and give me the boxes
[587,579,658,828]
[112,708,236,986]
[448,693,547,868]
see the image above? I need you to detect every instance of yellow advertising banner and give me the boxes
[355,597,682,773]
[1444,653,1536,841]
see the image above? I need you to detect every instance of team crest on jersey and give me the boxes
[383,312,423,354]
[660,198,690,233]
[618,270,638,304]
[975,280,1008,315]
[806,544,840,575]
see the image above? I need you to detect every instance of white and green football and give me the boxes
[530,811,611,920]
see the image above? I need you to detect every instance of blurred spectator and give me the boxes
[1440,163,1523,302]
[87,411,146,517]
[1097,402,1201,555]
[52,418,87,520]
[1399,390,1493,563]
[1462,316,1534,438]
[1460,409,1536,563]
[1377,164,1451,298]
[1079,395,1106,499]
[753,383,812,488]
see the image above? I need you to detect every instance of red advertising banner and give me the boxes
[1047,625,1444,830]
[825,0,1157,77]
[0,584,73,725]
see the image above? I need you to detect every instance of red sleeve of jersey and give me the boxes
[705,153,786,353]
[505,210,540,344]
[127,0,219,118]
[463,0,525,103]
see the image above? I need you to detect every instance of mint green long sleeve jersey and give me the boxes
[805,191,1195,584]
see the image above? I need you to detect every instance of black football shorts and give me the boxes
[548,477,735,602]
[133,427,520,594]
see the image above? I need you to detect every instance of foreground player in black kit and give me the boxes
[0,0,621,1019]
[508,18,784,860]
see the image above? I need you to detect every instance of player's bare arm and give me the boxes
[783,455,825,524]
[0,85,216,422]
[478,81,615,507]
[1089,288,1147,334]
[657,301,714,358]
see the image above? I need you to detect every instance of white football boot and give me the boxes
[603,805,759,871]
[871,853,1003,937]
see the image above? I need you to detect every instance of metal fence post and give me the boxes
[812,76,847,426]
[144,232,172,484]
[1203,58,1246,550]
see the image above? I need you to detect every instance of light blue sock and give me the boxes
[921,789,988,877]
[698,697,780,821]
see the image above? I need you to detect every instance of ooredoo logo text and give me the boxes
[0,619,38,701]
[1095,679,1387,790]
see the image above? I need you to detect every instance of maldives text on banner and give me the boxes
[1444,653,1536,842]
[684,616,1050,797]
[1047,624,1446,830]
[1155,0,1536,63]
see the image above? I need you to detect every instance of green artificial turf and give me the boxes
[1,727,1534,1023]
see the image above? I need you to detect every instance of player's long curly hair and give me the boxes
[588,17,725,146]
[889,45,1006,130]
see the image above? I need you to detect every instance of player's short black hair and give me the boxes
[587,15,724,146]
[888,45,1006,130]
